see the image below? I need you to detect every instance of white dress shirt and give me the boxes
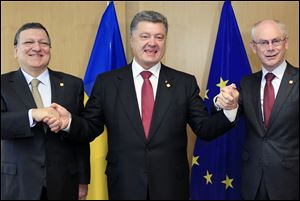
[260,60,286,121]
[132,58,161,117]
[22,68,52,127]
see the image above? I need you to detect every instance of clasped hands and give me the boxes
[31,84,238,132]
[215,83,239,110]
[32,103,70,133]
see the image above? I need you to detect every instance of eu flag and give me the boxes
[190,1,251,199]
[84,2,127,200]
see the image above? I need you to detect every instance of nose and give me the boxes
[148,36,157,46]
[266,42,275,51]
[31,42,42,51]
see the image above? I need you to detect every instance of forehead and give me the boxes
[255,21,283,40]
[19,28,49,40]
[134,21,166,34]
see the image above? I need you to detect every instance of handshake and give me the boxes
[215,83,239,110]
[30,84,239,133]
[31,103,70,133]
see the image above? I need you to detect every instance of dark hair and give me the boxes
[14,22,51,47]
[130,11,168,35]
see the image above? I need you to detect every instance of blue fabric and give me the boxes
[84,1,127,96]
[190,1,252,199]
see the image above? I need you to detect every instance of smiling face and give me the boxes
[250,20,288,71]
[130,21,167,69]
[14,28,51,76]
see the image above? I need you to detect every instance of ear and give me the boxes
[129,35,134,47]
[284,37,289,50]
[14,46,18,58]
[249,42,257,54]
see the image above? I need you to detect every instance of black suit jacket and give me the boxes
[239,63,299,200]
[1,69,90,200]
[70,63,235,199]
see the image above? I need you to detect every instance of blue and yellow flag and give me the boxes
[190,1,251,199]
[84,2,126,200]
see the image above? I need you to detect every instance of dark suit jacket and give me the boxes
[239,62,299,200]
[1,69,90,200]
[69,63,235,199]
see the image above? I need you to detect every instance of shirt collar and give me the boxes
[262,60,287,80]
[132,58,161,79]
[21,68,50,86]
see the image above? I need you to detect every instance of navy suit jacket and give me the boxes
[239,63,299,200]
[1,69,90,200]
[70,63,235,199]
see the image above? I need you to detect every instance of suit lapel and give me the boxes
[10,69,36,109]
[251,72,265,134]
[49,70,65,104]
[148,66,174,141]
[116,65,146,141]
[268,64,298,129]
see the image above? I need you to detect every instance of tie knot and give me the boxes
[31,79,40,87]
[140,71,152,80]
[265,73,275,82]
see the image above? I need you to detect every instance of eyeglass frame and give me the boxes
[252,37,286,49]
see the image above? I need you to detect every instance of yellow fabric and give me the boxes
[84,93,108,200]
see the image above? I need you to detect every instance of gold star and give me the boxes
[192,156,199,166]
[203,89,209,100]
[221,175,234,190]
[203,170,213,184]
[216,77,229,91]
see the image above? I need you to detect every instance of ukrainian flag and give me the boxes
[84,2,126,199]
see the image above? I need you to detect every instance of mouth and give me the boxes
[28,54,44,58]
[144,49,158,56]
[264,53,278,60]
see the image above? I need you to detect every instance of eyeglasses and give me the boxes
[252,37,286,49]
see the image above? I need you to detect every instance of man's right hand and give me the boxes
[32,107,60,123]
[44,103,71,133]
[216,83,239,110]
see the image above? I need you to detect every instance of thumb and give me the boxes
[230,83,237,89]
[50,102,59,109]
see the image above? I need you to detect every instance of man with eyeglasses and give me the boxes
[234,19,298,200]
[1,22,90,200]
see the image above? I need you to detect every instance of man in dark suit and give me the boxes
[1,22,90,200]
[49,11,239,200]
[217,20,299,200]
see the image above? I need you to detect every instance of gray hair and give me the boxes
[14,22,51,47]
[251,20,288,41]
[130,10,168,35]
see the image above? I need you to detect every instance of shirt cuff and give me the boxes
[62,116,72,132]
[223,106,238,122]
[213,96,221,111]
[28,109,36,127]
